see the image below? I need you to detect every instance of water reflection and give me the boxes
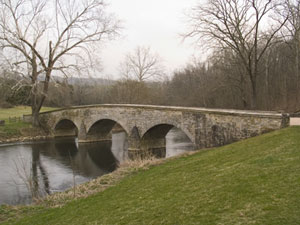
[0,128,194,205]
[0,136,120,205]
[31,145,50,197]
[166,127,195,157]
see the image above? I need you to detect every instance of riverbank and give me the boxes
[0,154,167,223]
[0,134,53,145]
[0,123,51,145]
[1,127,300,225]
[0,106,57,144]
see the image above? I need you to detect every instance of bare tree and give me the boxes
[0,0,119,126]
[185,0,288,109]
[276,0,300,106]
[120,46,164,82]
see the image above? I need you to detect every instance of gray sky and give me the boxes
[101,0,200,79]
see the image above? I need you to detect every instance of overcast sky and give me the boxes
[101,0,200,79]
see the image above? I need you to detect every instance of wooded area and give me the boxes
[1,0,300,114]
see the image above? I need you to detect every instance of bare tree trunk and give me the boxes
[251,85,257,109]
[31,57,41,127]
[265,51,270,110]
[284,64,289,111]
[32,108,40,127]
[296,37,300,109]
[240,72,248,109]
[249,67,257,109]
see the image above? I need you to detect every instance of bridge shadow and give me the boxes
[140,124,195,158]
[54,119,78,138]
[53,119,195,160]
[86,119,127,143]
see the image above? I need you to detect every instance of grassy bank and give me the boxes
[2,127,300,224]
[0,106,57,140]
[0,106,56,119]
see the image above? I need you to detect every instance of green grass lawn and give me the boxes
[0,106,57,121]
[2,126,300,224]
[0,106,58,139]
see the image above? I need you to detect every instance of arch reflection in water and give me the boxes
[34,137,120,192]
[0,135,122,205]
[166,127,195,157]
[0,128,193,205]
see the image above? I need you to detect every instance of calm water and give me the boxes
[0,128,194,205]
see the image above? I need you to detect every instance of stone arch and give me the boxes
[140,123,195,158]
[142,124,174,140]
[85,118,128,142]
[86,117,130,136]
[140,121,195,145]
[53,119,79,137]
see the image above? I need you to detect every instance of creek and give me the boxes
[0,127,194,205]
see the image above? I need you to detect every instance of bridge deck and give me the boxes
[38,104,285,118]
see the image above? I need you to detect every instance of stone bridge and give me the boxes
[33,104,289,157]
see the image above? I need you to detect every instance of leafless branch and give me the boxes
[120,46,165,82]
[184,0,287,108]
[0,0,120,126]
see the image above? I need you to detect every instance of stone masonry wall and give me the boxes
[197,113,288,148]
[36,104,289,151]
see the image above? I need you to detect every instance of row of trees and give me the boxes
[1,0,300,126]
[2,43,298,112]
[184,0,300,110]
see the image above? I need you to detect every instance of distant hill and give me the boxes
[0,70,116,86]
[65,76,115,86]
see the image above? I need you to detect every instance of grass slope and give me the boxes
[3,127,300,225]
[0,106,57,121]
